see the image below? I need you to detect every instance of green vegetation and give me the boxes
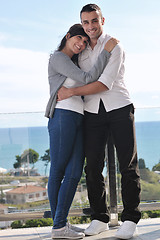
[0,188,5,203]
[141,210,160,219]
[114,161,160,203]
[152,160,160,171]
[139,168,160,201]
[13,148,39,169]
[10,209,160,228]
[68,216,91,224]
[11,220,23,229]
[40,149,50,176]
[13,155,22,169]
[118,210,160,221]
[11,218,53,229]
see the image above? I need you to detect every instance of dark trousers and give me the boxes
[84,100,141,224]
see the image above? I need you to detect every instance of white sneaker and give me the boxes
[115,221,138,239]
[51,225,85,239]
[84,220,109,236]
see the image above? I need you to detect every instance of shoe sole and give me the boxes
[115,227,138,239]
[52,237,84,239]
[115,234,133,239]
[52,234,84,239]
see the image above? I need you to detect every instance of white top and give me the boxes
[46,48,110,118]
[55,77,84,115]
[78,33,132,113]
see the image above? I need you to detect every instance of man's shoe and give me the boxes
[84,220,109,236]
[51,225,85,239]
[115,221,138,239]
[67,222,85,233]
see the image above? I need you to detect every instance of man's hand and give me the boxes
[57,86,73,101]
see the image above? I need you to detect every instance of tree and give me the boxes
[40,149,50,176]
[13,149,39,176]
[21,148,39,167]
[152,160,160,171]
[0,188,5,203]
[13,155,22,169]
[138,158,146,169]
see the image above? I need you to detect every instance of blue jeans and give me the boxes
[48,109,84,229]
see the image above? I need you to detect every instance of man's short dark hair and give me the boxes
[80,4,103,20]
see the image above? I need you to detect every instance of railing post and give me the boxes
[106,133,119,226]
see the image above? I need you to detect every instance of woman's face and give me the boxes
[65,34,89,57]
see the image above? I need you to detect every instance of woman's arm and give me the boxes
[49,38,118,85]
[57,82,108,101]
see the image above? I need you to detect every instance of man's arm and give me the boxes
[57,44,123,101]
[57,82,108,101]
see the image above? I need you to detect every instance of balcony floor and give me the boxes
[0,218,160,240]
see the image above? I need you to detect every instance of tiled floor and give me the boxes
[0,218,160,240]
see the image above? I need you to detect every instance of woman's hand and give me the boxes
[104,38,119,52]
[57,86,72,101]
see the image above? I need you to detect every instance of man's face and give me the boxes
[81,11,105,40]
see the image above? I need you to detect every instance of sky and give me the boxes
[0,0,160,127]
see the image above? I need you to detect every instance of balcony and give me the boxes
[0,218,160,239]
[0,108,160,239]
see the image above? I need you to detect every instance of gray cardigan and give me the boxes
[45,49,111,118]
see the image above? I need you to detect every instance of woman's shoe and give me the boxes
[51,225,85,239]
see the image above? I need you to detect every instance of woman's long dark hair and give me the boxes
[57,24,89,64]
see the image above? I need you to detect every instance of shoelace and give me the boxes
[64,225,75,234]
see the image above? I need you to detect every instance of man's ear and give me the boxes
[66,33,70,39]
[102,17,105,25]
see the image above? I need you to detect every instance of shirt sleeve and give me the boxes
[49,50,111,84]
[98,44,124,90]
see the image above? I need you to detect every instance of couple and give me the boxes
[45,3,141,240]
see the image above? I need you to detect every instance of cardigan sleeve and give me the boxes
[49,50,111,84]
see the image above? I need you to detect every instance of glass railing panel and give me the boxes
[0,112,50,215]
[134,107,160,203]
[115,107,160,204]
[0,108,160,218]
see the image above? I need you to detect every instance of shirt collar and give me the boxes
[98,33,106,44]
[86,32,107,49]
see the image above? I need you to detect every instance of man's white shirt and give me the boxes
[78,33,132,113]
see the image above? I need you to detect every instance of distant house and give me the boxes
[6,185,48,204]
[9,167,40,176]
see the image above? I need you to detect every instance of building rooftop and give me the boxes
[0,218,160,240]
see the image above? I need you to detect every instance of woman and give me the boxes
[45,24,118,239]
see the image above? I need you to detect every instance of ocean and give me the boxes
[0,121,160,176]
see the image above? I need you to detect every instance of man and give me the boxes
[58,4,141,239]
